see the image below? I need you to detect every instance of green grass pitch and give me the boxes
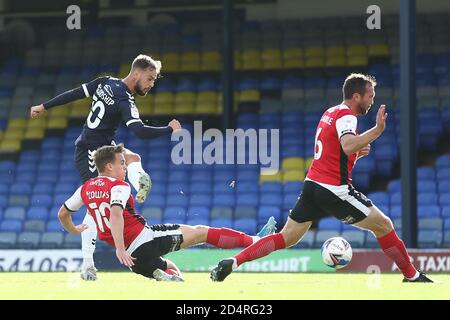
[0,272,448,300]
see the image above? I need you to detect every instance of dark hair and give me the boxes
[94,144,124,173]
[343,73,377,99]
[131,54,162,74]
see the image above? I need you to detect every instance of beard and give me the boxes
[134,82,148,96]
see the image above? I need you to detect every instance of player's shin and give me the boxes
[206,228,254,248]
[235,233,286,267]
[81,212,97,269]
[377,230,418,279]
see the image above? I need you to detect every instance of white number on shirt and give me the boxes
[88,202,111,232]
[314,127,323,160]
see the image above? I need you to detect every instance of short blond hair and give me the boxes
[94,144,124,173]
[131,54,162,74]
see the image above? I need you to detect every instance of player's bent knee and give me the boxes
[125,153,141,164]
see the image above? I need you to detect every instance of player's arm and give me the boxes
[120,100,181,139]
[340,105,388,156]
[110,184,136,267]
[58,186,88,234]
[30,77,107,118]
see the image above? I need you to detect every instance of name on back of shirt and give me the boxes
[95,85,115,105]
[320,115,334,125]
[86,191,110,200]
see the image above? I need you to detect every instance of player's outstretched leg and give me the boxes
[80,212,98,281]
[136,171,151,203]
[125,150,152,203]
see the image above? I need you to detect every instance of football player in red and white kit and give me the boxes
[211,73,433,283]
[58,144,277,281]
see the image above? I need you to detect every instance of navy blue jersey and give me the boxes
[43,76,172,149]
[76,76,140,147]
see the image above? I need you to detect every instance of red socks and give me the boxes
[377,230,417,279]
[235,233,286,266]
[206,228,254,249]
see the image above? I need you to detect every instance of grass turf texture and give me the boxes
[0,272,448,300]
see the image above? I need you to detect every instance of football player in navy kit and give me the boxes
[30,54,181,281]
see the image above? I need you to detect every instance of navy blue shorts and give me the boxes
[74,145,99,183]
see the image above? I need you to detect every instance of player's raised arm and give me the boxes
[340,105,387,156]
[58,186,88,234]
[120,98,181,139]
[30,76,108,119]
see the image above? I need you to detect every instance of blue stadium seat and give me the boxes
[63,233,81,249]
[214,171,235,182]
[164,206,187,220]
[10,183,32,196]
[439,193,450,206]
[53,194,72,207]
[418,230,442,248]
[418,205,441,218]
[0,195,9,208]
[436,155,450,168]
[26,207,50,220]
[418,193,438,205]
[418,218,443,230]
[236,193,259,207]
[189,182,212,195]
[417,181,437,193]
[314,230,339,248]
[147,195,166,208]
[442,206,450,219]
[0,183,9,195]
[258,206,282,224]
[167,181,190,194]
[189,194,212,207]
[283,181,303,194]
[367,192,389,206]
[166,194,189,208]
[0,219,22,233]
[54,182,78,194]
[32,183,54,195]
[16,231,40,249]
[46,220,63,232]
[260,182,283,194]
[191,171,213,182]
[187,206,210,219]
[259,193,282,207]
[445,218,450,231]
[341,230,366,248]
[236,181,258,194]
[294,231,315,248]
[390,205,402,219]
[168,171,190,182]
[438,181,450,194]
[390,192,401,206]
[213,194,235,207]
[210,218,233,229]
[318,217,341,231]
[233,218,257,235]
[387,179,401,193]
[4,207,26,220]
[236,169,259,182]
[283,193,299,210]
[443,231,450,248]
[40,232,64,249]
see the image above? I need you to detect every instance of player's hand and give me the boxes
[72,224,89,234]
[375,105,388,133]
[168,119,181,132]
[30,104,45,119]
[116,249,136,267]
[357,144,370,159]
